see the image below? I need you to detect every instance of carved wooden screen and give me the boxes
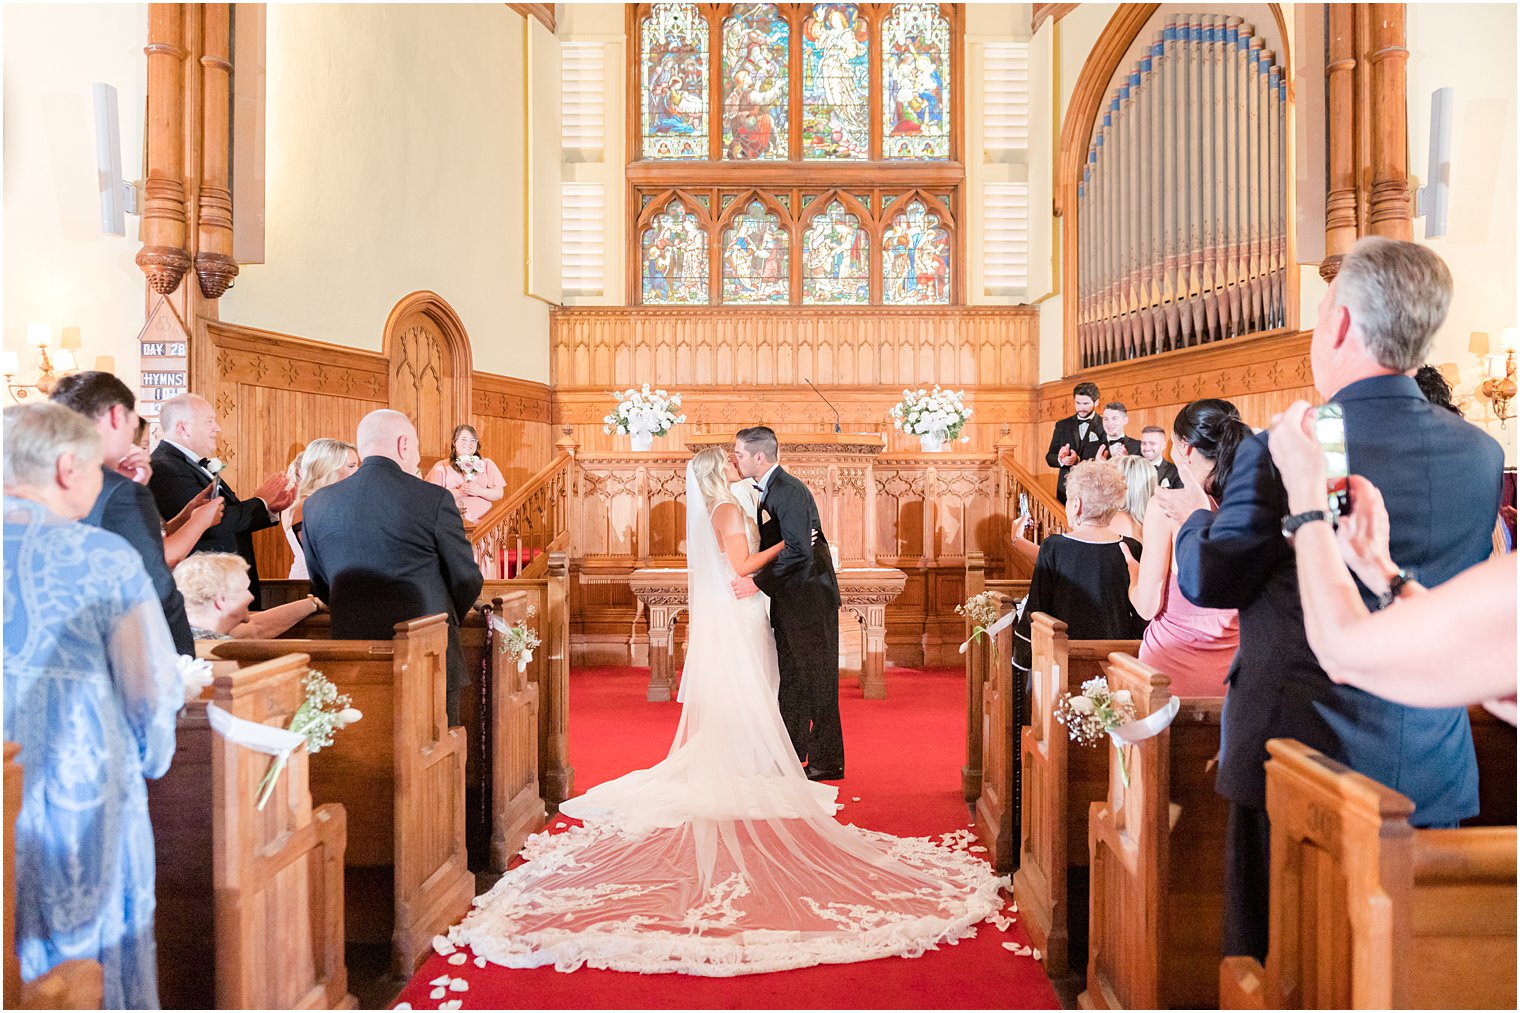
[1074,12,1289,368]
[628,3,964,306]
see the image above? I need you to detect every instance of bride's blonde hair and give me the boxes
[691,446,741,513]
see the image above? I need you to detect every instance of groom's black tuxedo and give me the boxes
[752,466,844,773]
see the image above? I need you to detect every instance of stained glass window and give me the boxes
[802,200,870,303]
[641,200,710,303]
[722,4,789,160]
[882,200,951,304]
[722,201,790,303]
[882,3,950,159]
[802,4,870,159]
[641,3,709,159]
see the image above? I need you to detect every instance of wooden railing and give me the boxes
[468,431,578,580]
[995,438,1068,579]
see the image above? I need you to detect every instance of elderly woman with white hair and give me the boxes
[176,550,323,640]
[1011,460,1148,712]
[2,403,184,1009]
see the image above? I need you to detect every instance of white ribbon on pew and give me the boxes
[1107,695,1181,746]
[957,608,1018,654]
[206,703,306,756]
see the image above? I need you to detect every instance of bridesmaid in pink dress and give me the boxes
[426,424,505,524]
[1123,399,1250,696]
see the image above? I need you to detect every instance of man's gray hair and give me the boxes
[1334,237,1453,372]
[3,403,102,487]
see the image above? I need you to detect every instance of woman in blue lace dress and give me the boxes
[3,403,183,1009]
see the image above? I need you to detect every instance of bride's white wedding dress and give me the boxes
[448,464,1004,975]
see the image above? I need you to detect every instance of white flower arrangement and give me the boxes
[955,592,1002,662]
[888,386,973,442]
[255,669,363,809]
[1055,676,1137,786]
[205,457,226,475]
[500,620,542,674]
[456,453,486,482]
[602,384,686,438]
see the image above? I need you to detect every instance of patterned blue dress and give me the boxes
[3,496,182,1009]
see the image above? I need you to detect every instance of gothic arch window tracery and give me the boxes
[629,3,964,305]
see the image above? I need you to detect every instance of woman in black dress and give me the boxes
[1012,459,1147,708]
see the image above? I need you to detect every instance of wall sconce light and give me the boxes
[3,324,81,403]
[1479,327,1518,427]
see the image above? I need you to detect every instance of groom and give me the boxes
[730,426,845,781]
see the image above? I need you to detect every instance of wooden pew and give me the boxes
[961,551,1028,806]
[149,655,354,1009]
[1220,738,1517,1010]
[4,744,103,1010]
[488,590,547,870]
[212,615,473,976]
[1080,654,1228,1011]
[1011,613,1141,979]
[969,579,1021,873]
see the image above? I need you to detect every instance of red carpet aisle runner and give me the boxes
[393,667,1060,1010]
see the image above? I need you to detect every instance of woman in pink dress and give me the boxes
[426,425,505,524]
[1122,399,1246,696]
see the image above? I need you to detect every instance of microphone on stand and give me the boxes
[804,377,842,433]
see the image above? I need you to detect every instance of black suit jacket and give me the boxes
[752,467,841,613]
[1153,458,1183,489]
[301,456,484,691]
[1175,374,1502,824]
[1044,414,1104,502]
[1102,434,1142,459]
[86,468,195,656]
[148,442,277,598]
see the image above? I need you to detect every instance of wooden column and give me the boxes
[138,4,192,294]
[1321,4,1359,279]
[1365,4,1412,239]
[195,3,239,298]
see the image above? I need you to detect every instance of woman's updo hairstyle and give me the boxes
[1171,398,1252,499]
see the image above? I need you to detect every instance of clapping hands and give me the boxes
[1057,443,1078,466]
[253,472,297,513]
[1152,448,1211,524]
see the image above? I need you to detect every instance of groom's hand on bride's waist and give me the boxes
[731,575,760,599]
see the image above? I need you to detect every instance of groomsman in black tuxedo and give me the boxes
[730,426,845,781]
[1140,426,1184,489]
[301,410,484,725]
[149,393,295,603]
[1098,401,1143,459]
[1044,381,1104,503]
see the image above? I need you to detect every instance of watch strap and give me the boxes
[1282,509,1335,539]
[1374,568,1415,611]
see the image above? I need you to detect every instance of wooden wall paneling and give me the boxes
[468,372,555,491]
[203,320,390,579]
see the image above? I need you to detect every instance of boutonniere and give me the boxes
[205,457,226,475]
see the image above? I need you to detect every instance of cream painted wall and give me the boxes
[1408,3,1518,458]
[221,4,550,382]
[3,4,149,393]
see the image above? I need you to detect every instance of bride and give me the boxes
[449,447,1005,975]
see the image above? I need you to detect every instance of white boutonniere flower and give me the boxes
[205,457,226,474]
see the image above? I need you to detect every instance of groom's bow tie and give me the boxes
[751,481,763,494]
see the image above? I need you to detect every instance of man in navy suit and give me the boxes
[51,371,198,656]
[301,409,483,725]
[1163,237,1503,961]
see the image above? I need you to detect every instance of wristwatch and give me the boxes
[1373,568,1415,611]
[1281,509,1336,542]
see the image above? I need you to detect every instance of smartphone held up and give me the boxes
[1313,403,1352,516]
